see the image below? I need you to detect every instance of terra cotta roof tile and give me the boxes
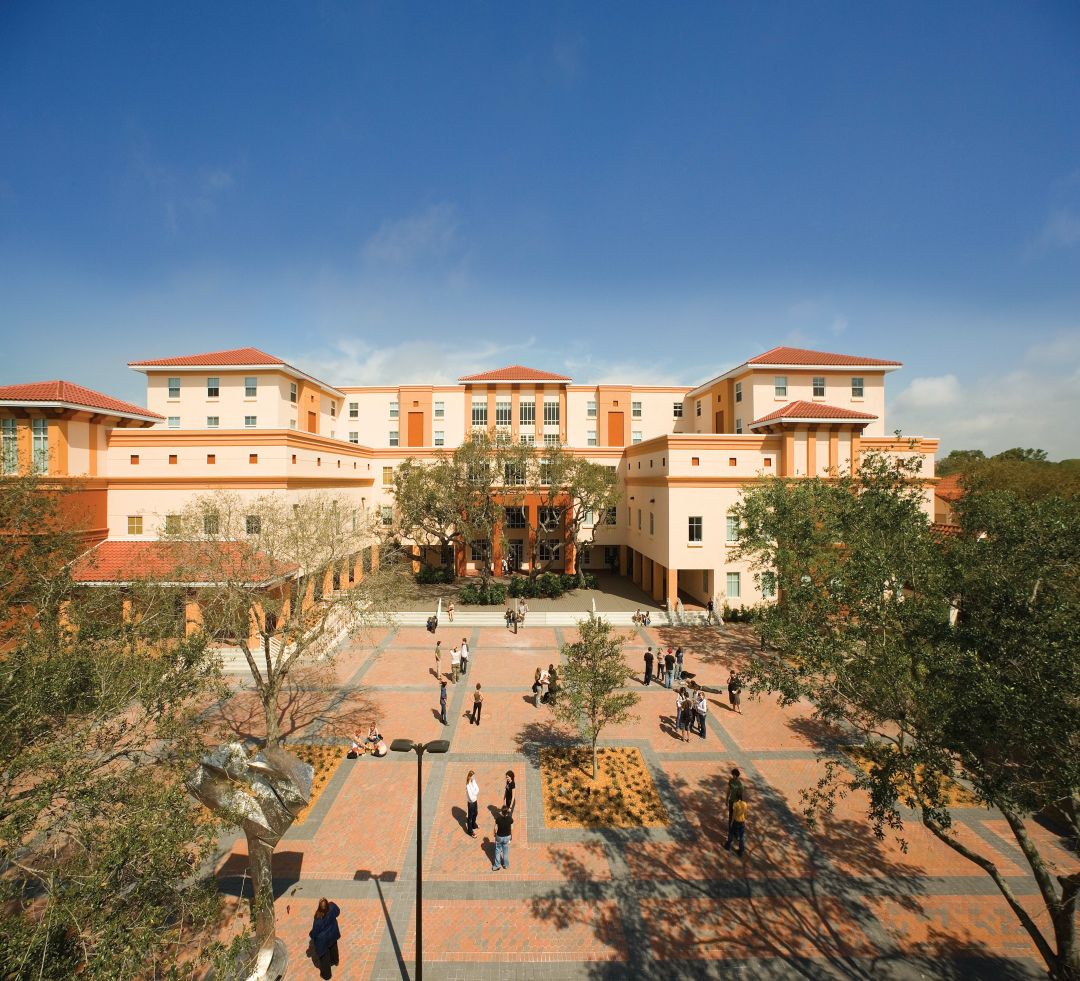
[0,380,163,419]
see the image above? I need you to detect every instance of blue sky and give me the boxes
[2,2,1079,457]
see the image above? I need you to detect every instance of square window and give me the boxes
[852,376,865,398]
[632,401,642,419]
[207,377,220,398]
[688,516,703,543]
[470,539,490,561]
[729,457,737,466]
[544,433,559,446]
[130,454,139,465]
[349,432,359,444]
[504,507,527,529]
[813,376,826,398]
[434,401,445,419]
[673,402,683,417]
[520,433,535,446]
[691,456,700,466]
[168,376,181,399]
[164,514,180,535]
[167,416,179,429]
[206,416,219,429]
[587,430,597,447]
[434,430,445,446]
[632,431,642,444]
[244,415,257,428]
[382,466,393,485]
[389,430,399,447]
[246,515,261,535]
[168,454,177,465]
[764,456,772,467]
[245,376,257,397]
[349,402,359,418]
[774,376,787,398]
[206,454,215,464]
[587,400,597,418]
[726,572,741,598]
[249,453,258,464]
[127,515,143,535]
[735,381,742,403]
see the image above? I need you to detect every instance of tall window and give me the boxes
[470,539,490,561]
[735,418,743,435]
[382,466,393,485]
[244,415,257,428]
[632,431,642,444]
[168,376,181,399]
[472,399,487,427]
[504,506,527,529]
[726,515,740,542]
[434,400,445,419]
[389,400,399,418]
[349,402,359,418]
[813,376,826,398]
[696,400,702,417]
[774,376,787,398]
[726,572,741,598]
[206,416,219,429]
[168,416,180,429]
[673,402,683,417]
[207,377,220,398]
[503,462,525,484]
[495,400,512,426]
[127,516,143,535]
[632,401,642,419]
[587,430,597,446]
[164,514,181,535]
[290,382,297,403]
[538,540,560,561]
[760,571,776,599]
[246,515,261,535]
[330,402,336,417]
[587,400,597,418]
[389,430,399,447]
[245,376,258,397]
[381,506,393,526]
[688,516,703,542]
[349,432,359,444]
[637,509,642,530]
[31,419,48,473]
[604,506,617,525]
[851,376,865,398]
[1,420,17,474]
[519,400,535,426]
[543,399,560,426]
[735,381,742,403]
[203,513,220,535]
[649,512,654,535]
[434,430,445,446]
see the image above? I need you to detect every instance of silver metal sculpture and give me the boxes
[188,742,313,981]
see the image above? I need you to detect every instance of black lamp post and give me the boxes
[389,738,449,981]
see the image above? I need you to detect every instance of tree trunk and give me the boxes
[591,737,598,780]
[262,681,281,746]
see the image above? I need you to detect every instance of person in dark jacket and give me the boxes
[309,897,341,979]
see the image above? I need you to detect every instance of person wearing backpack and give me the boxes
[725,797,748,856]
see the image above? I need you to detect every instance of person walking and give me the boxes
[532,667,543,707]
[450,646,461,683]
[491,804,514,871]
[725,796,748,856]
[505,606,514,630]
[308,898,341,980]
[434,639,442,678]
[460,637,470,675]
[664,649,676,689]
[706,598,715,623]
[517,598,527,627]
[471,683,484,725]
[504,770,516,810]
[465,770,479,836]
[727,672,743,714]
[439,680,448,725]
[726,768,744,828]
[643,647,654,686]
[676,688,691,741]
[447,600,455,622]
[694,689,707,739]
[675,646,685,682]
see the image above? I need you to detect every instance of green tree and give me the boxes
[0,476,232,978]
[391,456,463,571]
[731,453,1080,980]
[552,615,639,779]
[936,448,986,476]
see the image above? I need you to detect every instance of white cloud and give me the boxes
[362,203,461,266]
[890,334,1080,460]
[1036,208,1080,250]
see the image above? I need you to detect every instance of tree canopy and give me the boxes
[731,453,1079,980]
[937,447,1080,500]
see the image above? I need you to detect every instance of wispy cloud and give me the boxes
[890,331,1080,460]
[1035,208,1080,250]
[130,143,239,233]
[362,203,462,266]
[552,35,585,83]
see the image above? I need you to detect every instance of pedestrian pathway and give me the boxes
[209,622,1055,980]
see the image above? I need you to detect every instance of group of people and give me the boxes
[643,645,685,687]
[531,663,558,707]
[673,685,709,740]
[347,723,386,759]
[504,598,529,632]
[631,608,652,626]
[434,637,471,683]
[464,770,518,872]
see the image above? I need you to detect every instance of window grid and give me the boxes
[587,430,597,447]
[543,399,560,426]
[389,401,399,418]
[207,377,220,398]
[735,418,743,434]
[519,400,535,426]
[735,381,742,403]
[851,376,865,398]
[434,430,445,446]
[1,420,17,474]
[31,419,48,473]
[587,401,597,418]
[726,515,740,543]
[632,431,642,444]
[290,383,297,403]
[673,402,683,417]
[389,430,399,447]
[349,402,359,418]
[245,376,258,397]
[774,376,787,398]
[813,376,826,398]
[726,572,741,599]
[381,506,393,526]
[168,416,180,429]
[688,516,703,542]
[434,401,445,419]
[206,416,219,429]
[632,401,642,419]
[495,401,512,427]
[168,377,181,399]
[349,432,359,444]
[127,515,143,535]
[244,416,257,428]
[472,400,488,427]
[382,466,393,485]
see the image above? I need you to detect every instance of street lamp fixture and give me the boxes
[389,738,450,981]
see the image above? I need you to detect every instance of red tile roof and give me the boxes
[749,400,878,428]
[128,347,286,367]
[747,346,902,367]
[458,364,572,383]
[934,473,965,502]
[71,540,297,585]
[0,380,163,419]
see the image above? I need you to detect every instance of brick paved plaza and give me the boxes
[211,620,1064,980]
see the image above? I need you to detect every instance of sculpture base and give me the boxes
[246,939,288,981]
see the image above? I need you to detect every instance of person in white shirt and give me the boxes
[694,689,708,739]
[450,646,461,683]
[460,638,470,675]
[465,770,479,837]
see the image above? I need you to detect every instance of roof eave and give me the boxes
[688,361,901,399]
[127,363,346,399]
[0,399,164,423]
[748,416,876,430]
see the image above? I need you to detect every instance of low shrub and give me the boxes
[721,603,756,623]
[416,565,455,585]
[458,582,508,606]
[507,570,598,599]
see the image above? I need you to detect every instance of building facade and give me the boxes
[0,345,938,609]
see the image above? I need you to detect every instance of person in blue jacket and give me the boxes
[309,897,341,979]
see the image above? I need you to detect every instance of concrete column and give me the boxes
[526,502,538,571]
[632,550,642,586]
[619,545,629,576]
[782,429,795,477]
[651,561,665,603]
[806,426,817,477]
[666,566,678,606]
[643,557,654,595]
[850,430,862,476]
[829,428,839,474]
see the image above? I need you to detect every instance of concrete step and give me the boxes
[392,610,644,627]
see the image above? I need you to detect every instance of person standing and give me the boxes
[725,796,748,856]
[675,646,685,682]
[727,672,743,714]
[434,640,442,678]
[706,598,715,623]
[308,898,341,980]
[676,688,691,742]
[694,689,707,739]
[643,647,654,686]
[465,771,479,836]
[517,598,527,627]
[471,683,484,725]
[491,804,514,871]
[503,770,516,811]
[547,664,558,707]
[664,649,676,689]
[450,646,461,684]
[726,768,744,827]
[460,638,470,675]
[447,600,455,622]
[439,680,448,726]
[532,667,543,707]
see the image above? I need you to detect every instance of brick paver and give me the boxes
[209,621,1062,979]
